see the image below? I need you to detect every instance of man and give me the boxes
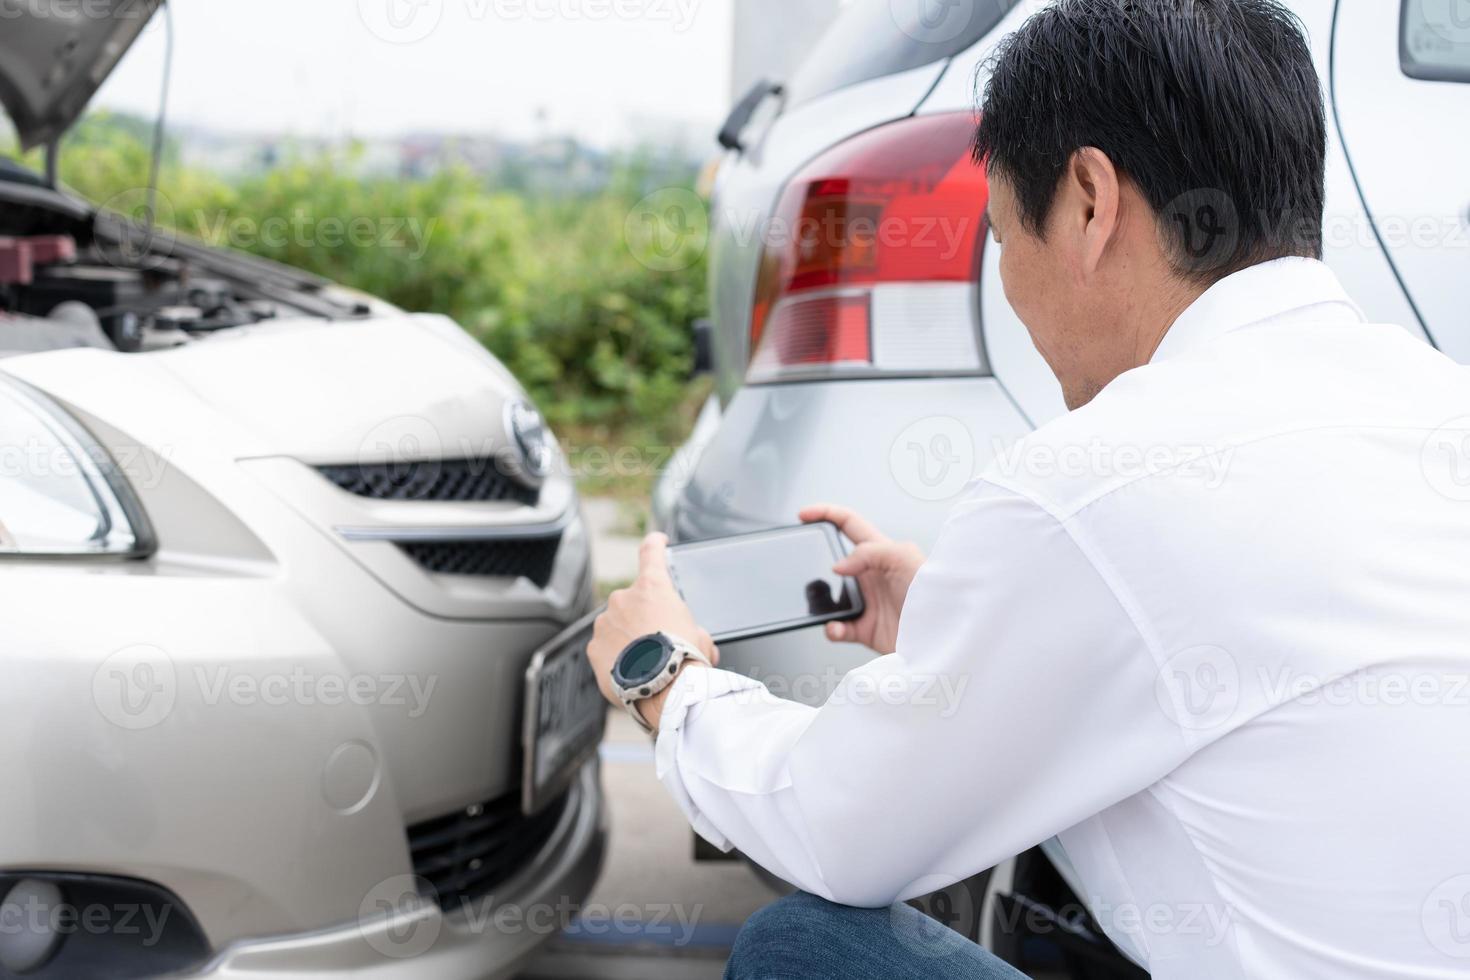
[587,1,1470,977]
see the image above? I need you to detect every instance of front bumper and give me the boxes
[199,761,606,979]
[0,522,600,973]
[0,313,604,975]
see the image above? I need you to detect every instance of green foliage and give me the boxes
[3,113,708,445]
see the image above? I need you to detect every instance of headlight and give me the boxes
[0,376,153,558]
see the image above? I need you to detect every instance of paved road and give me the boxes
[520,712,776,980]
[582,498,643,588]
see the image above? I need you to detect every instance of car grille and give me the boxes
[409,788,570,911]
[400,534,562,587]
[318,459,539,506]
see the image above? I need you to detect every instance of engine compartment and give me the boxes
[1,233,292,354]
[0,177,372,358]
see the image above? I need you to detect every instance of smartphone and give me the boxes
[667,522,865,644]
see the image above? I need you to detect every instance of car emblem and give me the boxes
[504,399,552,486]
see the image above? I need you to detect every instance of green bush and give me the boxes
[5,114,708,447]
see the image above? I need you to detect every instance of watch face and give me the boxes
[618,637,669,686]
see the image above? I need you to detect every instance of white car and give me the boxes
[0,5,606,978]
[658,0,1468,973]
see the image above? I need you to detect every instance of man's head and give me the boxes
[973,0,1327,409]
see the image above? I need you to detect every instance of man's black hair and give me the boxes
[973,0,1327,280]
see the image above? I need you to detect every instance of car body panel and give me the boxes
[707,60,951,401]
[1333,0,1470,359]
[200,763,605,979]
[667,376,1031,700]
[6,313,528,464]
[913,0,1049,110]
[671,377,1029,543]
[0,528,600,950]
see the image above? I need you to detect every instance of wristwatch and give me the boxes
[610,632,712,734]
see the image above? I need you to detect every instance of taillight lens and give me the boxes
[747,112,989,384]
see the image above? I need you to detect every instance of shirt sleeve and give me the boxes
[654,481,1192,908]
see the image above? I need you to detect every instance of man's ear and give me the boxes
[1066,147,1122,278]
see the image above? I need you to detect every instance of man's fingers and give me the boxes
[799,504,885,544]
[826,620,860,643]
[832,541,884,577]
[637,533,675,587]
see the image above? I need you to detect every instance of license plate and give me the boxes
[522,611,606,815]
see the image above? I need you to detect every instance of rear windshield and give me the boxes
[1401,0,1470,82]
[786,0,1021,106]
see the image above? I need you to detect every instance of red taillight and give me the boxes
[747,112,989,384]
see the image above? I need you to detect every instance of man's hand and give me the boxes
[800,504,925,655]
[587,533,718,731]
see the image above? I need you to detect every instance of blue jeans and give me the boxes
[725,892,1031,980]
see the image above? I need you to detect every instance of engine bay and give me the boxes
[1,233,291,354]
[0,181,372,358]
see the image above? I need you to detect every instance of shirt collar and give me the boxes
[1151,257,1365,364]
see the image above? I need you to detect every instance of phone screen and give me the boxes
[668,524,863,643]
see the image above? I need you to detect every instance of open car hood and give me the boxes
[0,0,160,151]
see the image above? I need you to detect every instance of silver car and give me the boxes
[1,4,605,977]
[657,0,1469,971]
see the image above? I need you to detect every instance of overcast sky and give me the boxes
[93,0,735,148]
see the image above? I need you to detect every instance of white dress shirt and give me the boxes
[656,258,1470,979]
